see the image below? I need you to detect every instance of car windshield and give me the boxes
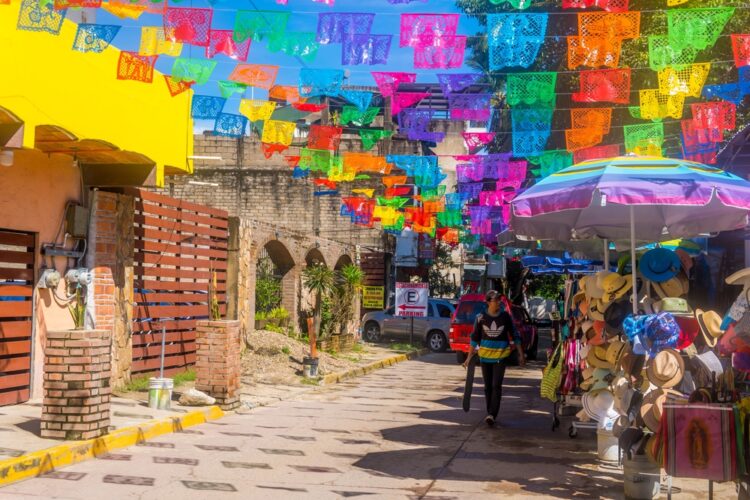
[453,301,487,324]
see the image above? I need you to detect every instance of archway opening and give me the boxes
[334,254,353,271]
[256,240,295,316]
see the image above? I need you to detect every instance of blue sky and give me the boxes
[95,0,482,117]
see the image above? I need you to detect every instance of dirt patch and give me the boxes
[241,329,397,385]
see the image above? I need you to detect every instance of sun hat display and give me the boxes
[605,339,628,368]
[588,299,606,321]
[695,309,724,347]
[639,248,681,283]
[640,388,681,432]
[604,299,631,335]
[652,273,689,299]
[582,388,618,422]
[601,273,633,303]
[587,345,611,369]
[653,298,692,317]
[640,312,681,356]
[726,267,750,286]
[645,349,685,388]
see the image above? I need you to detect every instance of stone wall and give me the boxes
[163,134,421,250]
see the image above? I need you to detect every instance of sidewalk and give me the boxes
[0,345,427,487]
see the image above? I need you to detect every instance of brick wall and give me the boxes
[86,190,134,390]
[41,329,112,440]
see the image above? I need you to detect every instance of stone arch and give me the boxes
[255,238,299,329]
[304,247,327,267]
[334,253,353,270]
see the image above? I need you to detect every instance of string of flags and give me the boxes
[8,0,750,255]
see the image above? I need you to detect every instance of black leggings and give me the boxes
[481,361,507,418]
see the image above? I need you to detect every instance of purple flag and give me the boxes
[437,73,482,96]
[342,34,391,65]
[448,94,492,121]
[317,13,374,44]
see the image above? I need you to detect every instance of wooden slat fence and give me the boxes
[0,230,34,406]
[128,189,229,376]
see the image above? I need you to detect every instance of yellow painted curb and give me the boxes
[0,406,224,488]
[320,349,427,385]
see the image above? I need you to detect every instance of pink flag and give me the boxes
[462,132,496,152]
[391,92,429,115]
[372,72,416,98]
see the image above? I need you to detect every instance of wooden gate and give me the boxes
[129,190,228,376]
[0,230,35,406]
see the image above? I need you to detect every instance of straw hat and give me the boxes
[695,309,724,347]
[612,376,634,416]
[582,388,618,422]
[619,350,646,379]
[601,273,633,304]
[584,275,604,300]
[587,345,611,369]
[580,366,596,390]
[652,273,689,299]
[605,339,628,368]
[596,271,616,297]
[588,298,606,321]
[646,349,684,388]
[640,248,681,283]
[654,297,692,317]
[641,388,681,432]
[726,267,750,286]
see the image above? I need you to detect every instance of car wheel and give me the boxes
[363,321,381,342]
[426,330,447,353]
[526,333,539,361]
[456,351,467,364]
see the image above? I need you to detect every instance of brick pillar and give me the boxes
[195,320,241,410]
[41,330,112,440]
[86,190,134,391]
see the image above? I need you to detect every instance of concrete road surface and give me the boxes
[0,352,731,499]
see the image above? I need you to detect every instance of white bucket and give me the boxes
[623,455,661,499]
[148,377,173,410]
[597,428,619,462]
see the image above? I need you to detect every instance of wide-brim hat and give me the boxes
[646,349,684,388]
[640,388,681,432]
[596,271,616,297]
[673,315,700,350]
[654,297,692,317]
[642,312,681,354]
[652,273,689,299]
[695,308,724,347]
[612,376,634,416]
[587,345,611,369]
[580,366,596,390]
[573,290,586,306]
[604,299,631,335]
[588,299,606,321]
[640,248,681,283]
[726,267,750,286]
[605,339,628,368]
[583,388,618,422]
[619,350,646,379]
[584,275,605,300]
[675,249,693,274]
[602,274,633,304]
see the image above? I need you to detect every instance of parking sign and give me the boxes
[395,282,429,317]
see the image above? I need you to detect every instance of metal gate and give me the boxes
[129,189,229,376]
[0,230,35,406]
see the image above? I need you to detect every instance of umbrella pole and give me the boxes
[630,207,637,316]
[603,239,609,270]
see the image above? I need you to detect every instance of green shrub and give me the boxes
[255,310,268,321]
[269,307,289,320]
[281,346,291,355]
[265,323,285,334]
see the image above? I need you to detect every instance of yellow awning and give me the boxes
[0,1,194,186]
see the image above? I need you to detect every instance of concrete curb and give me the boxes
[320,348,429,385]
[0,406,224,488]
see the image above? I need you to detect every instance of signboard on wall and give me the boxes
[362,286,384,309]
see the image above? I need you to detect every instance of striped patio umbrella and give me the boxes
[510,156,750,314]
[511,156,750,242]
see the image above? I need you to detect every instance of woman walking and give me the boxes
[466,290,525,426]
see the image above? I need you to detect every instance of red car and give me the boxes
[449,293,538,364]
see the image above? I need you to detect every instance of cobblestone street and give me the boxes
[0,350,734,499]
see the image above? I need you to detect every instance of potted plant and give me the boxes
[255,310,269,330]
[301,263,335,376]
